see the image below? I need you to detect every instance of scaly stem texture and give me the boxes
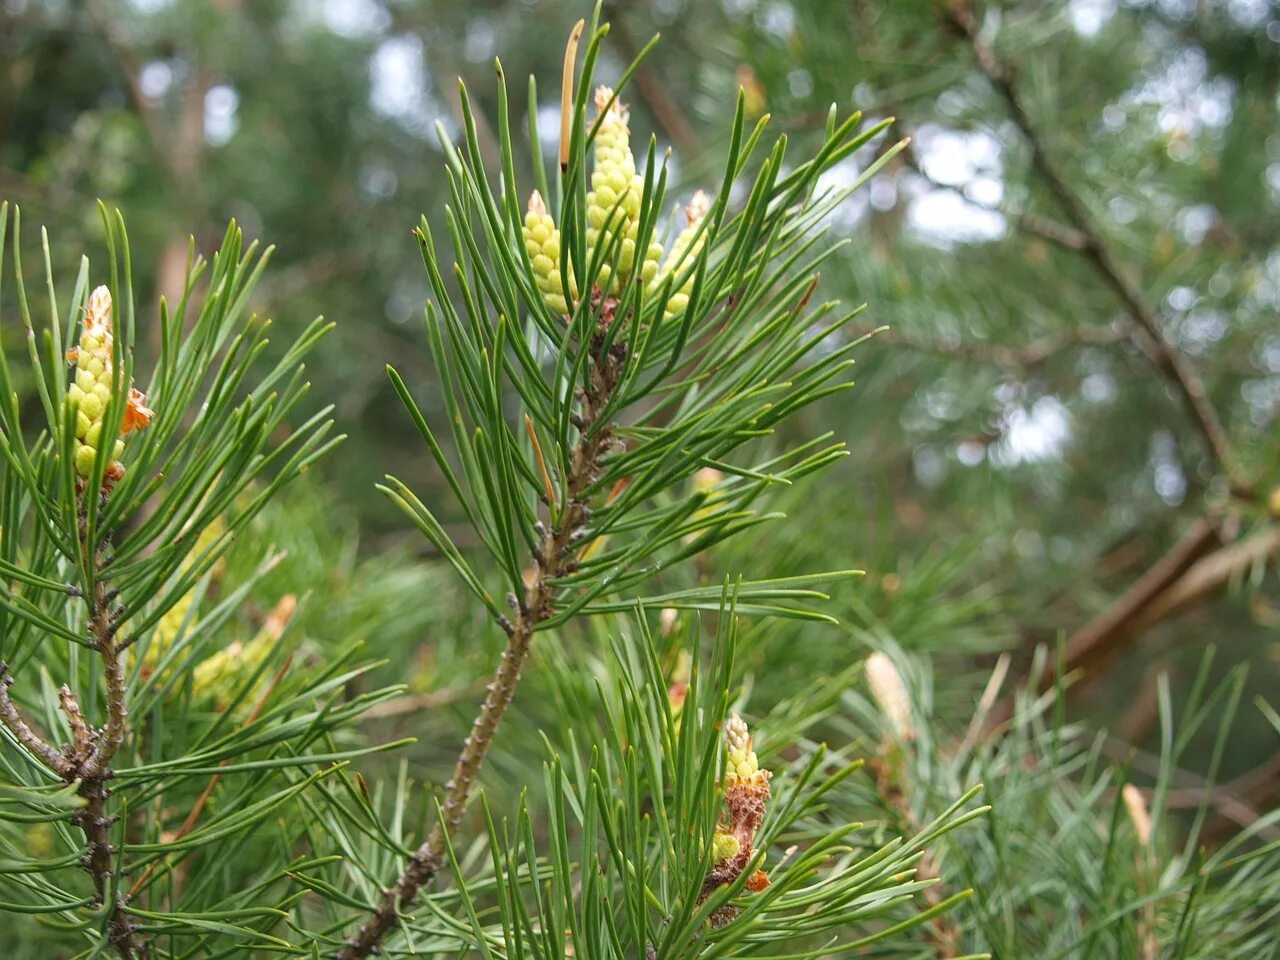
[337,323,625,960]
[0,524,146,958]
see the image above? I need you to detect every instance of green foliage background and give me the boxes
[1,0,1278,956]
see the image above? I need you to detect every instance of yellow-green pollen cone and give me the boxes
[524,89,714,319]
[523,190,576,315]
[655,190,710,317]
[66,285,152,485]
[585,85,662,293]
[704,712,772,913]
[143,517,227,676]
[722,711,763,784]
[192,594,295,706]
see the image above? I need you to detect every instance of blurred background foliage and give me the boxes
[2,0,1278,938]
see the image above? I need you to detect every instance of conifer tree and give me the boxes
[2,5,1277,960]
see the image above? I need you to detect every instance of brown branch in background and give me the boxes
[85,0,210,311]
[856,322,1127,369]
[894,117,1093,254]
[1130,526,1280,628]
[336,305,629,960]
[357,684,478,721]
[981,518,1221,736]
[1162,754,1280,833]
[608,12,701,159]
[941,0,1245,497]
[987,520,1280,739]
[1106,753,1280,844]
[1015,211,1089,252]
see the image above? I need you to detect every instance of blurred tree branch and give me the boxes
[855,320,1128,368]
[606,8,701,159]
[84,0,211,311]
[941,0,1247,498]
[987,519,1279,736]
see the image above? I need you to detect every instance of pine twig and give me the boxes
[941,0,1246,497]
[0,550,147,957]
[336,321,627,960]
[856,322,1127,368]
[77,546,147,959]
[0,666,73,776]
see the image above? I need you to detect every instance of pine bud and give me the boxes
[702,711,772,918]
[523,190,575,315]
[1122,784,1152,846]
[710,829,740,862]
[656,190,710,317]
[723,711,764,785]
[585,86,649,292]
[66,286,152,486]
[865,651,914,742]
[667,648,691,731]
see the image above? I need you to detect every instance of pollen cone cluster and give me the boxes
[701,712,772,925]
[524,88,711,318]
[523,190,575,314]
[66,285,152,486]
[143,517,227,676]
[193,593,297,706]
[654,190,709,317]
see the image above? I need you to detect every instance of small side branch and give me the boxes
[856,322,1127,369]
[0,665,72,777]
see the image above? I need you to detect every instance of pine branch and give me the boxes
[988,518,1279,740]
[0,532,148,958]
[0,666,72,776]
[941,0,1247,497]
[855,322,1127,368]
[336,328,626,960]
[982,517,1220,736]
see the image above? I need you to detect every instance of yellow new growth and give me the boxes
[144,518,227,674]
[526,88,713,318]
[66,285,152,484]
[710,830,740,862]
[585,85,661,293]
[523,190,575,315]
[193,594,297,704]
[723,711,761,784]
[655,190,709,317]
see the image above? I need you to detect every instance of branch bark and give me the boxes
[856,322,1127,368]
[0,537,146,958]
[982,517,1220,736]
[336,317,627,960]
